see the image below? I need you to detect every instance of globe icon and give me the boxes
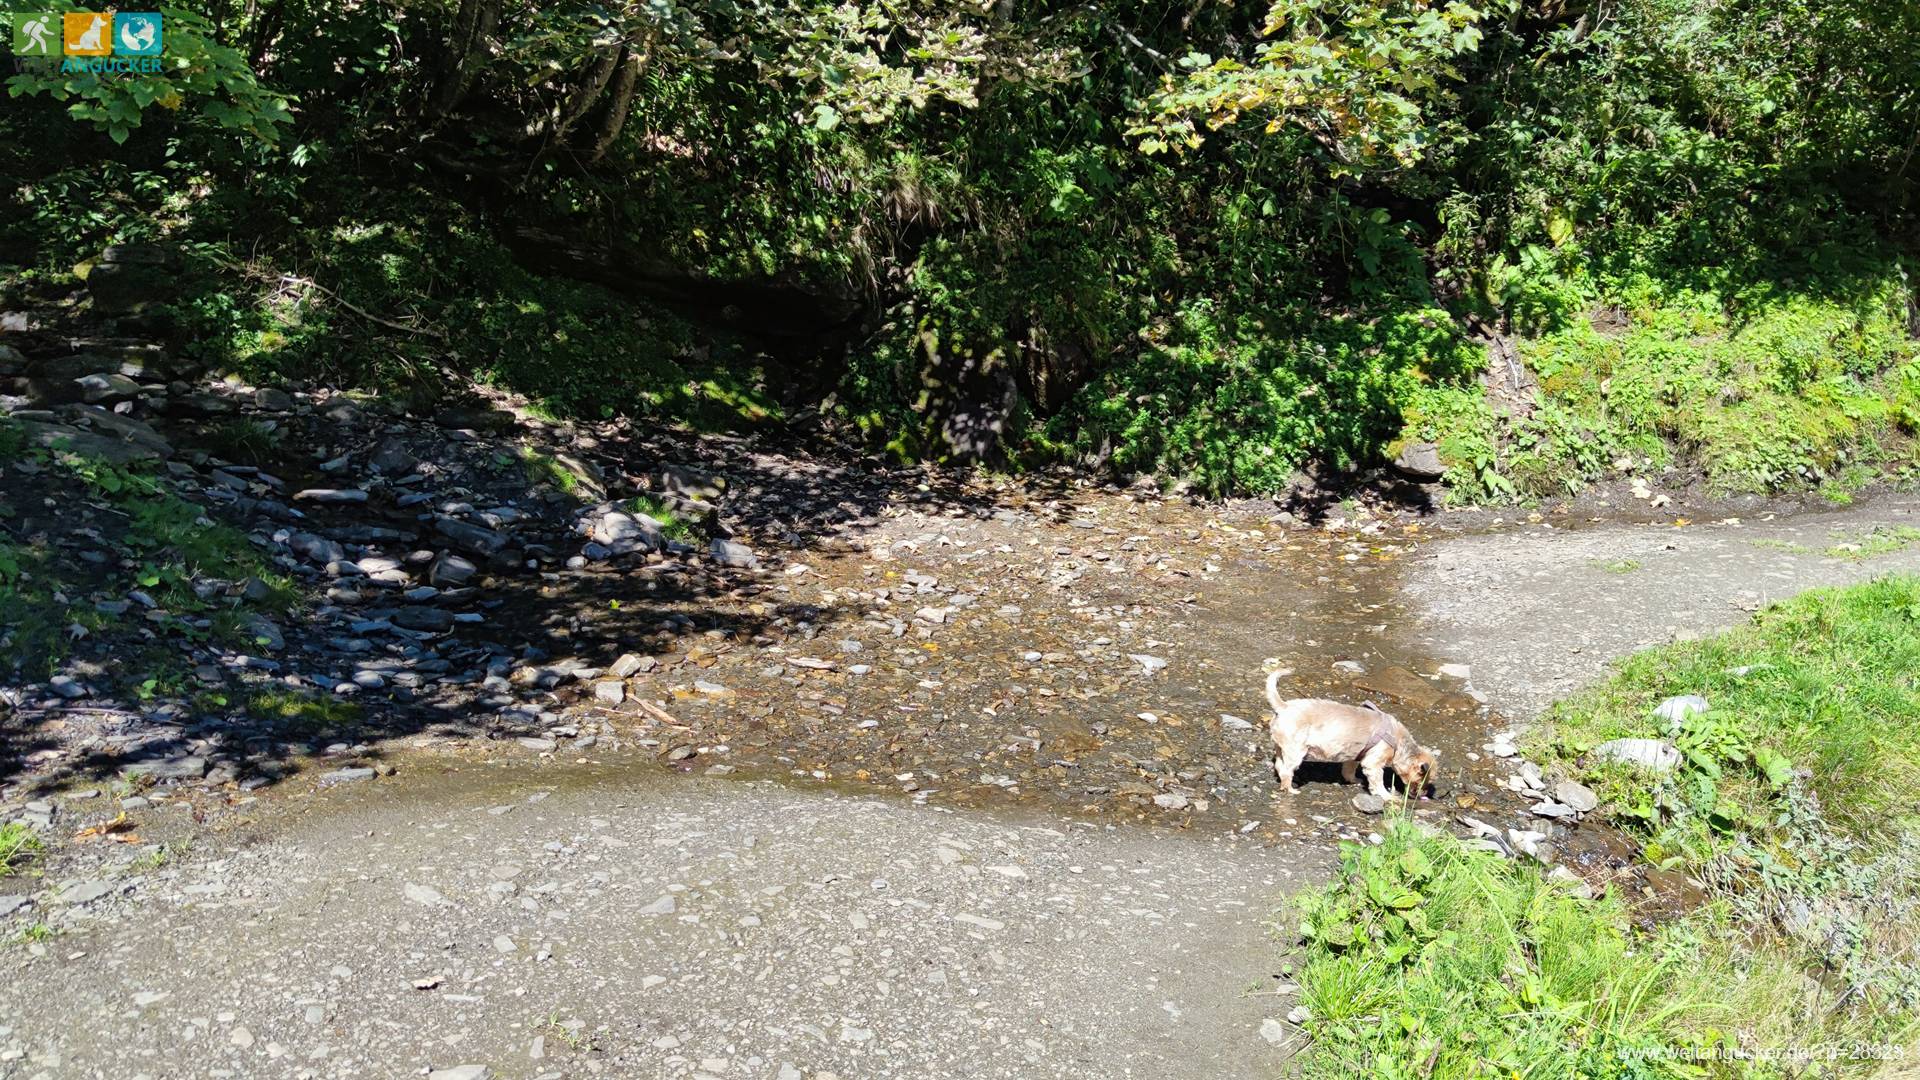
[117,15,159,55]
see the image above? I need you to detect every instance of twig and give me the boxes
[634,699,681,727]
[276,274,445,339]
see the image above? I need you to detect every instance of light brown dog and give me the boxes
[1263,662,1438,798]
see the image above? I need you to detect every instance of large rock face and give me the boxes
[85,244,184,314]
[1392,441,1447,481]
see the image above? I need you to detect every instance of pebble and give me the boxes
[293,488,369,504]
[1552,779,1599,812]
[49,675,87,699]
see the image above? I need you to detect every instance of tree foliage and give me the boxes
[2,0,1916,495]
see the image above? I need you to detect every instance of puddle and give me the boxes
[467,495,1565,851]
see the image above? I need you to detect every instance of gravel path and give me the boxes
[0,766,1317,1080]
[1403,491,1920,719]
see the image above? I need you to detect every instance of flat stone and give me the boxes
[436,517,508,556]
[1653,695,1710,722]
[0,894,31,917]
[609,653,655,678]
[1351,792,1385,814]
[320,767,376,785]
[709,538,757,568]
[56,879,114,906]
[592,681,625,705]
[122,756,207,781]
[426,1067,490,1080]
[1128,654,1169,676]
[294,488,369,504]
[1552,779,1599,813]
[428,555,478,586]
[390,607,454,633]
[1593,738,1681,774]
[1351,666,1442,709]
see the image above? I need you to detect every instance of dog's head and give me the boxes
[1394,747,1440,799]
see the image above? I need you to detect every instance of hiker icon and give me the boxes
[13,13,55,55]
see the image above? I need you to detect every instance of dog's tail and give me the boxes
[1264,667,1288,717]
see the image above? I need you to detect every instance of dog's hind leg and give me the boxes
[1273,743,1305,794]
[1340,760,1360,785]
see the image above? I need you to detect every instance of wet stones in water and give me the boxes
[1350,666,1443,709]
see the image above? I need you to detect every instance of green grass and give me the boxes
[1527,576,1920,1045]
[626,495,702,543]
[1823,525,1920,560]
[9,922,55,946]
[198,418,283,466]
[1,449,294,681]
[1290,820,1826,1078]
[246,688,361,733]
[0,822,43,876]
[1594,557,1643,574]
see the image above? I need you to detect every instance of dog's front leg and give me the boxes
[1362,761,1389,798]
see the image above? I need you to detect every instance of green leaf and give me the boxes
[1754,747,1794,787]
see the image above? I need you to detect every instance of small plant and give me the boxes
[247,688,361,732]
[626,495,701,543]
[534,1012,592,1051]
[1593,557,1642,574]
[0,822,44,876]
[10,922,56,946]
[200,419,284,466]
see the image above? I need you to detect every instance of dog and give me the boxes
[73,14,107,52]
[1263,660,1438,799]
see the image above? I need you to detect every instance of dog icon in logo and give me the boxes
[12,13,57,55]
[114,12,163,56]
[64,11,110,55]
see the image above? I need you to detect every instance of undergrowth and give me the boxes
[1531,576,1920,1051]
